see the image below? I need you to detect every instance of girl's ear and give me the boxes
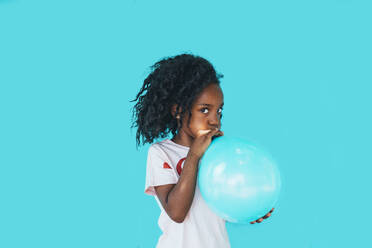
[171,104,182,119]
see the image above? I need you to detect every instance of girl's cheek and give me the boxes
[194,122,209,133]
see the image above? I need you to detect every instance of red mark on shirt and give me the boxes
[176,158,187,176]
[163,162,172,169]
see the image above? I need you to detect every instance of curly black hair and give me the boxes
[130,53,224,147]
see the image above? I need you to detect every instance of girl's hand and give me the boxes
[189,128,224,158]
[250,208,275,224]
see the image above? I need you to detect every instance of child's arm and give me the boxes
[154,128,223,223]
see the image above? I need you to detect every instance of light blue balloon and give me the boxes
[198,136,281,224]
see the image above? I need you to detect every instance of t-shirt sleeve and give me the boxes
[144,144,178,196]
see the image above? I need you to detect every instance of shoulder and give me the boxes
[146,140,175,170]
[147,139,170,157]
[148,139,167,152]
[147,138,188,163]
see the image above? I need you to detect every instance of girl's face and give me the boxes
[181,83,224,139]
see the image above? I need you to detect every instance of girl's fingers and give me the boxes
[206,128,221,139]
[263,213,271,219]
[209,128,220,135]
[251,209,274,224]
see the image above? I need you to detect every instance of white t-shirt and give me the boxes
[145,139,231,248]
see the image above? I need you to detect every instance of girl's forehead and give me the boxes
[193,84,224,106]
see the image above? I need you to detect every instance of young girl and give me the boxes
[131,53,272,248]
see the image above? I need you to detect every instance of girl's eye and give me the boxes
[201,108,223,114]
[201,108,209,114]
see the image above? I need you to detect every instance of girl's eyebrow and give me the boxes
[197,103,224,107]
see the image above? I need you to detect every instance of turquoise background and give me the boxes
[1,0,371,247]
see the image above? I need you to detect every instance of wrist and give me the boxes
[188,150,202,162]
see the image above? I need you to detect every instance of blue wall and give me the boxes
[1,0,371,247]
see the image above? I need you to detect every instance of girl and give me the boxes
[131,53,273,248]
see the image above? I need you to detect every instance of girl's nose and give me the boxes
[208,114,220,128]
